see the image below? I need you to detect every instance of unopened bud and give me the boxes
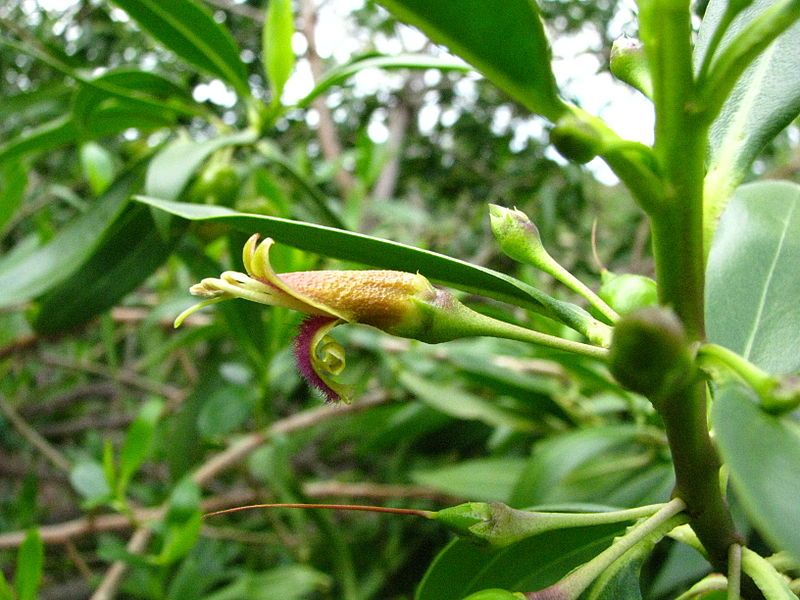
[489,204,549,265]
[610,37,653,98]
[609,307,694,402]
[549,115,603,164]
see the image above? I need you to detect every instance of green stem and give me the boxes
[536,256,620,323]
[638,0,743,578]
[697,343,774,396]
[525,498,687,599]
[729,543,743,600]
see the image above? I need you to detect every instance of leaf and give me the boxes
[0,571,12,600]
[411,457,527,502]
[145,129,258,201]
[110,0,249,97]
[0,161,27,234]
[398,371,538,432]
[73,69,196,136]
[374,0,565,120]
[0,115,78,164]
[134,197,597,329]
[706,181,800,373]
[14,529,43,600]
[713,383,800,561]
[155,478,202,565]
[296,53,471,109]
[197,384,254,438]
[699,0,800,229]
[510,426,648,508]
[0,166,141,309]
[117,399,164,496]
[263,0,295,105]
[416,523,626,600]
[80,142,115,195]
[33,203,183,334]
[204,565,332,600]
[70,461,112,508]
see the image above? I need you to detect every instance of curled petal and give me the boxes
[294,316,351,404]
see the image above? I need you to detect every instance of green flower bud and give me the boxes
[598,271,658,315]
[549,115,604,164]
[610,37,653,98]
[462,590,527,600]
[608,307,694,402]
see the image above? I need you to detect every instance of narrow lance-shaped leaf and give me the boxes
[374,0,566,120]
[110,0,250,98]
[698,0,800,247]
[263,0,296,106]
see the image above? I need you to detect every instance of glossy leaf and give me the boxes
[706,181,800,373]
[374,0,566,120]
[33,204,183,334]
[110,0,250,97]
[296,53,471,109]
[0,161,27,234]
[134,197,599,331]
[0,168,141,309]
[713,383,800,560]
[699,0,800,237]
[263,0,295,104]
[14,530,43,600]
[145,129,258,201]
[416,523,626,600]
[118,399,164,496]
[398,371,538,432]
[0,116,77,164]
[411,458,526,502]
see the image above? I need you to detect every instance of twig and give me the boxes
[0,395,71,472]
[89,392,391,599]
[20,382,118,419]
[300,0,355,196]
[38,414,134,438]
[0,334,39,359]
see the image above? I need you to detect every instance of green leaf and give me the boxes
[263,0,295,105]
[411,458,526,502]
[398,371,538,432]
[33,204,183,334]
[134,197,599,332]
[706,181,800,373]
[15,529,43,600]
[204,565,332,600]
[110,0,250,97]
[374,0,565,120]
[0,115,78,164]
[713,383,800,561]
[416,523,626,600]
[0,167,141,309]
[699,0,800,238]
[197,384,254,438]
[73,69,196,136]
[0,571,12,600]
[0,161,27,234]
[70,461,112,508]
[117,399,164,497]
[155,478,202,565]
[145,129,258,201]
[80,142,115,195]
[296,53,471,109]
[510,426,649,507]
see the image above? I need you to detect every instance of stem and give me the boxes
[697,343,774,395]
[729,543,743,600]
[537,255,620,323]
[525,498,687,599]
[638,0,743,577]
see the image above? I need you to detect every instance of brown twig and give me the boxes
[300,0,356,197]
[303,480,461,502]
[0,334,39,359]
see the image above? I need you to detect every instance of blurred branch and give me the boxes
[300,0,356,197]
[303,480,459,503]
[0,395,71,472]
[370,100,411,203]
[89,391,391,600]
[0,334,39,359]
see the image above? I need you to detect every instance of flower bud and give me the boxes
[608,307,694,402]
[610,37,652,98]
[489,204,548,266]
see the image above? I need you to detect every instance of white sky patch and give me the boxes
[193,79,237,108]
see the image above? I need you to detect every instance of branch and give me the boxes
[0,395,71,472]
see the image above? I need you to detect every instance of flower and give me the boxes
[175,234,447,403]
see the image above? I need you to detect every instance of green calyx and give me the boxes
[598,271,658,315]
[610,37,653,98]
[608,307,694,403]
